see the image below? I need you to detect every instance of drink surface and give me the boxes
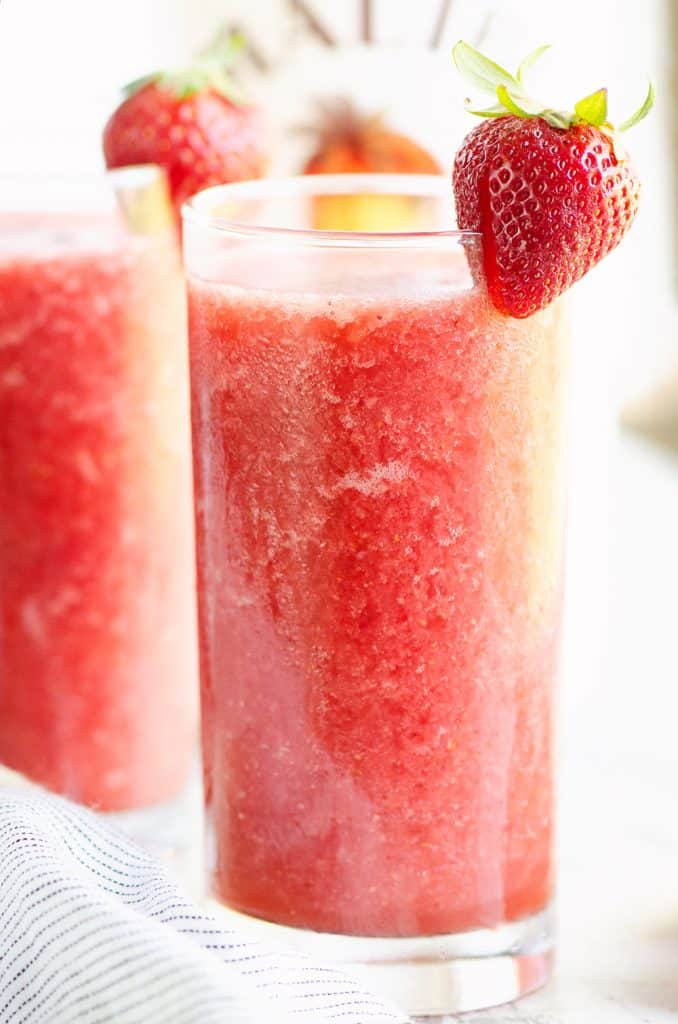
[189,252,566,937]
[0,215,198,810]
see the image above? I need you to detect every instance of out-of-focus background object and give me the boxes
[101,31,269,227]
[619,0,678,451]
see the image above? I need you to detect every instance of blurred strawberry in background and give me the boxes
[302,99,441,230]
[103,32,267,227]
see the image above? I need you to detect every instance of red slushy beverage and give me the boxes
[185,177,566,943]
[0,183,198,810]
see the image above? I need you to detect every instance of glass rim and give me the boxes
[0,165,176,239]
[0,165,164,189]
[0,165,167,210]
[182,174,481,248]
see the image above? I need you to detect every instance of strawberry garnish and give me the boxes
[103,34,267,227]
[452,42,654,318]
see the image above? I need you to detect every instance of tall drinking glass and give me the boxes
[0,168,198,813]
[184,175,567,1017]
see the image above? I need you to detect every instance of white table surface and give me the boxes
[110,430,678,1023]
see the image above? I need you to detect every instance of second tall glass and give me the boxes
[0,168,198,811]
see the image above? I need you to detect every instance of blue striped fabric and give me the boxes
[0,792,409,1024]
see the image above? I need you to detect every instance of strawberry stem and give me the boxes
[122,27,248,103]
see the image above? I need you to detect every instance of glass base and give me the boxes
[207,901,554,1018]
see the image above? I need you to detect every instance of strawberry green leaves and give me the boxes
[572,88,623,157]
[123,28,247,103]
[454,39,655,143]
[454,40,573,130]
[453,40,551,101]
[452,41,519,95]
[164,31,247,103]
[464,103,508,118]
[619,81,656,132]
[517,45,552,86]
[574,88,608,127]
[454,41,544,120]
[123,73,162,98]
[495,85,529,118]
[541,110,576,130]
[495,86,551,120]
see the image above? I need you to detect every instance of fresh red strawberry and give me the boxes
[452,42,654,318]
[103,35,267,226]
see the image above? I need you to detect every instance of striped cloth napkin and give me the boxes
[0,790,409,1024]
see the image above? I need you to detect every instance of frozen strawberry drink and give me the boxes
[185,175,567,1014]
[0,170,198,810]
